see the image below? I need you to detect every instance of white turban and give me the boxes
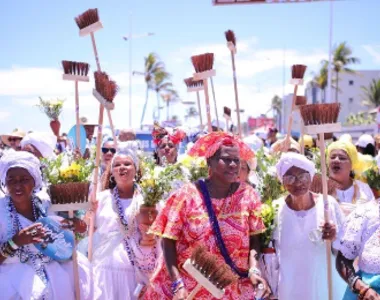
[0,151,43,193]
[21,132,57,159]
[111,141,140,171]
[276,152,316,182]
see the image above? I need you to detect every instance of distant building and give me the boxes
[281,94,303,136]
[304,70,380,123]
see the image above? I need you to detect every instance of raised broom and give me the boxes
[225,30,242,137]
[184,77,204,129]
[62,60,90,151]
[191,53,216,133]
[299,102,341,300]
[295,95,307,154]
[183,246,238,299]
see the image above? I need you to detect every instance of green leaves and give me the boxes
[362,78,380,107]
[36,97,65,121]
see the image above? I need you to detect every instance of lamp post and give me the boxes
[122,16,154,128]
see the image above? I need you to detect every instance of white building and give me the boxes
[304,70,380,124]
[281,94,303,137]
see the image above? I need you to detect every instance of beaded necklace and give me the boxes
[198,180,249,278]
[6,195,51,299]
[113,187,157,274]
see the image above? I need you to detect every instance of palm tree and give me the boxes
[140,53,165,127]
[271,95,282,129]
[154,70,173,121]
[362,78,380,107]
[161,89,179,121]
[313,61,328,102]
[330,42,360,103]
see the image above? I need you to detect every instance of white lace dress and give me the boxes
[338,200,380,274]
[0,198,92,300]
[272,194,347,300]
[92,189,159,300]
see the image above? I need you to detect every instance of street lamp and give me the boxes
[122,15,155,128]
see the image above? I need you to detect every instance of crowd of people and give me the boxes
[0,121,379,300]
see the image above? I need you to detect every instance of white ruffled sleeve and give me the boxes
[338,204,369,260]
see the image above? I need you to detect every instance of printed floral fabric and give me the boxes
[338,200,380,274]
[144,182,265,299]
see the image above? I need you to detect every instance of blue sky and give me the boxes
[1,0,380,135]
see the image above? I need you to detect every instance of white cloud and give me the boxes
[0,111,11,122]
[363,45,380,64]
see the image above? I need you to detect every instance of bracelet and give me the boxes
[8,239,19,250]
[349,275,361,293]
[358,286,370,299]
[248,267,262,278]
[171,278,184,294]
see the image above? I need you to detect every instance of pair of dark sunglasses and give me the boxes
[8,137,22,142]
[101,147,116,154]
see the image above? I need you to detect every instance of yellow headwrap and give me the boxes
[300,135,313,148]
[327,140,359,172]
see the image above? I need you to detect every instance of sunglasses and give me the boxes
[101,147,116,154]
[8,137,22,142]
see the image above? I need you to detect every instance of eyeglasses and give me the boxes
[8,137,22,143]
[216,156,241,166]
[283,173,310,185]
[101,147,116,154]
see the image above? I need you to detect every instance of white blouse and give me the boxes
[338,200,380,274]
[336,180,374,204]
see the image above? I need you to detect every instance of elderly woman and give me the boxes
[336,198,380,299]
[92,142,159,299]
[0,151,91,299]
[327,141,375,215]
[21,131,57,160]
[144,132,269,299]
[272,152,346,300]
[152,123,185,165]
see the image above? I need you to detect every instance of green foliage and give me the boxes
[345,112,376,125]
[362,79,380,107]
[363,162,380,191]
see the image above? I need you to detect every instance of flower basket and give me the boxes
[49,182,90,205]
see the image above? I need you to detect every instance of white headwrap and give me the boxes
[21,132,57,159]
[0,151,43,193]
[111,141,140,171]
[276,152,316,183]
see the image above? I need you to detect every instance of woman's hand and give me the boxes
[61,218,87,234]
[12,223,47,247]
[362,288,380,300]
[173,287,188,300]
[321,222,337,241]
[250,274,271,299]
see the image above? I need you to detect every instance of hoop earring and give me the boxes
[110,175,116,185]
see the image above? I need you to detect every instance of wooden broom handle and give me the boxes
[203,79,213,133]
[75,80,81,151]
[186,284,202,300]
[69,210,81,300]
[90,33,101,72]
[196,91,203,129]
[106,109,117,147]
[210,77,220,130]
[286,85,298,141]
[300,118,305,155]
[230,51,242,137]
[318,133,333,300]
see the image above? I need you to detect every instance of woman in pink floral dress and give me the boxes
[144,132,270,300]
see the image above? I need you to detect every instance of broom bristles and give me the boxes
[225,30,236,46]
[296,96,307,106]
[62,60,90,76]
[94,71,118,102]
[191,53,214,73]
[75,8,99,29]
[184,77,203,88]
[291,64,307,79]
[299,103,341,126]
[190,246,238,290]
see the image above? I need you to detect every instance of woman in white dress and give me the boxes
[92,143,159,299]
[272,152,346,300]
[336,200,380,299]
[327,140,375,215]
[0,151,91,300]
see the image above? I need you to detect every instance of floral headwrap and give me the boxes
[151,122,186,146]
[188,132,255,160]
[0,151,43,193]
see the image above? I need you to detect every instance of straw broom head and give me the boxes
[94,71,118,102]
[62,60,90,76]
[225,30,236,46]
[295,96,307,106]
[191,53,214,73]
[75,8,99,29]
[184,77,203,88]
[291,64,307,79]
[299,103,341,126]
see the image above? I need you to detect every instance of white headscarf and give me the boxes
[111,141,140,172]
[276,152,316,183]
[21,132,57,159]
[0,151,43,193]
